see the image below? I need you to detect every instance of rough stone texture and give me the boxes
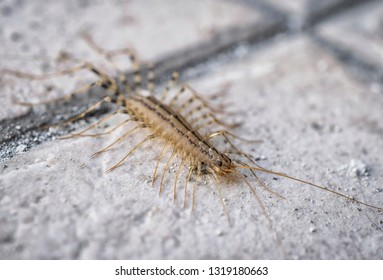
[315,0,383,71]
[0,0,271,121]
[1,0,383,260]
[1,34,383,259]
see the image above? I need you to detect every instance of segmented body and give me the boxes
[125,94,231,174]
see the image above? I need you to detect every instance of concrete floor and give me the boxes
[0,0,382,259]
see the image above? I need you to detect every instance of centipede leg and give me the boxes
[192,112,240,131]
[152,141,170,185]
[3,62,118,105]
[74,117,133,138]
[60,110,121,139]
[237,171,286,257]
[160,72,179,102]
[106,134,155,173]
[184,165,194,208]
[206,130,261,144]
[173,156,186,201]
[91,124,145,157]
[159,149,177,195]
[191,163,202,212]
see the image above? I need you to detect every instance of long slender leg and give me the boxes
[73,117,132,138]
[61,110,131,138]
[59,110,121,138]
[176,95,229,116]
[207,130,261,144]
[215,132,265,171]
[173,156,186,202]
[91,124,144,157]
[191,163,202,212]
[152,141,170,185]
[159,149,177,195]
[3,62,117,104]
[236,171,286,256]
[232,158,285,199]
[160,72,179,102]
[168,83,219,111]
[81,32,139,87]
[192,112,240,131]
[210,173,231,225]
[106,134,155,173]
[184,165,195,208]
[44,95,112,129]
[146,63,155,93]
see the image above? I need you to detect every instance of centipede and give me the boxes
[1,34,382,229]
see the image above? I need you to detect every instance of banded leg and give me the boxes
[192,112,240,131]
[173,156,186,201]
[2,62,118,105]
[60,110,131,138]
[160,72,179,102]
[106,134,155,173]
[152,141,170,185]
[169,83,226,114]
[91,124,145,157]
[146,63,155,93]
[207,130,261,144]
[237,171,286,256]
[191,163,202,212]
[210,173,231,225]
[184,166,195,208]
[159,149,177,195]
[82,32,141,93]
[45,96,112,129]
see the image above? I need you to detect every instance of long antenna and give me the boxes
[234,165,383,211]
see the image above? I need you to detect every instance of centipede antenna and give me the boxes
[235,165,383,211]
[210,173,231,225]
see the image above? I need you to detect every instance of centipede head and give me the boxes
[212,153,235,175]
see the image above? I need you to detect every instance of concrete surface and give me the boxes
[1,0,383,259]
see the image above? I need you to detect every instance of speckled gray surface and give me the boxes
[1,0,383,260]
